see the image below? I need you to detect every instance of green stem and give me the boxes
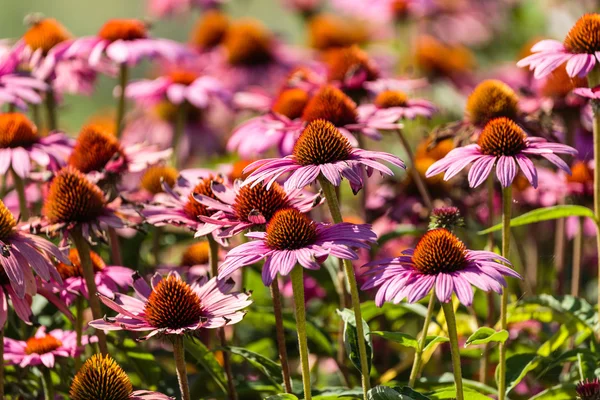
[396,129,433,209]
[291,266,312,400]
[318,175,371,399]
[11,169,29,221]
[270,279,293,393]
[0,328,4,399]
[70,228,108,355]
[107,227,123,266]
[408,292,436,387]
[44,86,57,132]
[173,336,191,400]
[42,367,54,400]
[115,64,129,139]
[441,301,464,400]
[171,103,187,168]
[480,177,495,384]
[497,185,512,400]
[152,226,162,266]
[571,217,583,297]
[207,235,219,278]
[31,103,41,129]
[75,296,84,371]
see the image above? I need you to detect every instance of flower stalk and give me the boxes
[497,185,512,400]
[396,129,433,209]
[408,292,436,387]
[291,266,312,400]
[270,279,293,393]
[115,64,129,139]
[588,67,600,333]
[171,103,187,168]
[42,367,54,400]
[0,327,4,399]
[441,301,464,400]
[45,87,57,132]
[75,296,84,371]
[173,335,191,400]
[571,218,583,297]
[12,169,29,221]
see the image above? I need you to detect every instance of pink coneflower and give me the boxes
[0,113,73,179]
[576,378,600,400]
[244,119,405,193]
[71,354,172,400]
[0,199,67,298]
[517,14,600,79]
[219,208,377,285]
[4,326,94,368]
[0,50,48,110]
[426,117,577,188]
[90,272,251,340]
[362,228,522,306]
[193,178,322,237]
[321,45,380,91]
[49,248,133,305]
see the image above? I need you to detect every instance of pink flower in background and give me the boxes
[4,326,95,368]
[0,57,47,109]
[91,273,251,340]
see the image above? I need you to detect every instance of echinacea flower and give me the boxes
[576,378,600,400]
[193,178,322,237]
[90,272,251,340]
[321,45,379,91]
[244,119,405,193]
[0,199,67,298]
[307,13,369,51]
[426,117,577,188]
[70,354,172,400]
[517,14,600,78]
[361,228,522,306]
[4,326,94,368]
[0,51,48,110]
[189,9,231,52]
[414,35,475,87]
[219,208,377,285]
[0,112,73,179]
[50,248,133,305]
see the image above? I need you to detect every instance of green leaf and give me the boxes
[265,395,299,400]
[224,346,283,390]
[393,387,432,400]
[514,295,598,334]
[478,205,596,235]
[337,308,373,374]
[367,386,412,400]
[499,353,541,395]
[529,384,577,399]
[370,331,418,349]
[423,336,450,352]
[184,337,228,395]
[538,348,597,379]
[465,327,509,347]
[428,386,492,399]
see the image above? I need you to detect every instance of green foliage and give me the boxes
[336,308,373,374]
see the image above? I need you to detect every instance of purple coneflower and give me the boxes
[426,117,577,188]
[576,378,600,400]
[0,51,47,110]
[361,228,522,306]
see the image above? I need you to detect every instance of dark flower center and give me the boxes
[44,166,106,224]
[180,242,210,267]
[190,9,230,50]
[24,334,62,355]
[68,124,124,174]
[169,70,199,86]
[23,18,71,54]
[141,166,178,195]
[184,176,222,221]
[0,200,16,241]
[0,113,39,149]
[56,248,105,280]
[466,80,519,127]
[98,19,147,42]
[576,378,600,400]
[412,228,467,275]
[301,85,358,127]
[223,20,273,66]
[323,45,379,84]
[70,354,132,400]
[144,275,203,329]
[564,14,600,54]
[375,90,409,108]
[293,119,353,166]
[478,117,527,156]
[266,209,317,250]
[271,88,311,120]
[233,183,291,223]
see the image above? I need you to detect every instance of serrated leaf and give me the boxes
[337,308,373,374]
[499,353,541,395]
[184,337,228,395]
[478,205,596,235]
[465,327,509,347]
[370,331,418,349]
[224,346,283,390]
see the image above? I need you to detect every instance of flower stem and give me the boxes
[441,301,464,400]
[497,185,512,400]
[291,266,312,400]
[318,175,371,399]
[0,327,4,399]
[44,86,57,132]
[11,169,29,221]
[571,218,583,297]
[206,234,237,400]
[408,292,436,387]
[75,296,84,371]
[115,64,129,139]
[42,367,54,400]
[173,335,191,400]
[171,103,187,168]
[480,177,495,384]
[70,228,108,355]
[270,279,293,393]
[396,129,433,209]
[107,227,123,266]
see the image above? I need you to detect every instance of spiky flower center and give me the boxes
[98,19,147,42]
[416,138,454,161]
[56,248,105,280]
[271,88,310,120]
[541,64,587,98]
[0,200,16,241]
[266,209,317,250]
[233,183,291,223]
[144,275,203,329]
[0,113,38,149]
[323,45,379,84]
[68,124,124,174]
[415,35,475,76]
[24,334,62,355]
[223,20,273,66]
[567,161,593,184]
[478,117,527,156]
[44,167,106,224]
[576,378,600,400]
[141,166,178,195]
[375,90,409,108]
[412,228,467,274]
[308,14,368,51]
[466,80,519,126]
[229,159,255,181]
[391,0,410,19]
[301,85,358,126]
[169,70,198,86]
[184,177,222,221]
[70,354,132,400]
[181,242,210,266]
[190,9,230,49]
[293,119,353,166]
[23,18,71,54]
[428,207,464,231]
[564,14,600,54]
